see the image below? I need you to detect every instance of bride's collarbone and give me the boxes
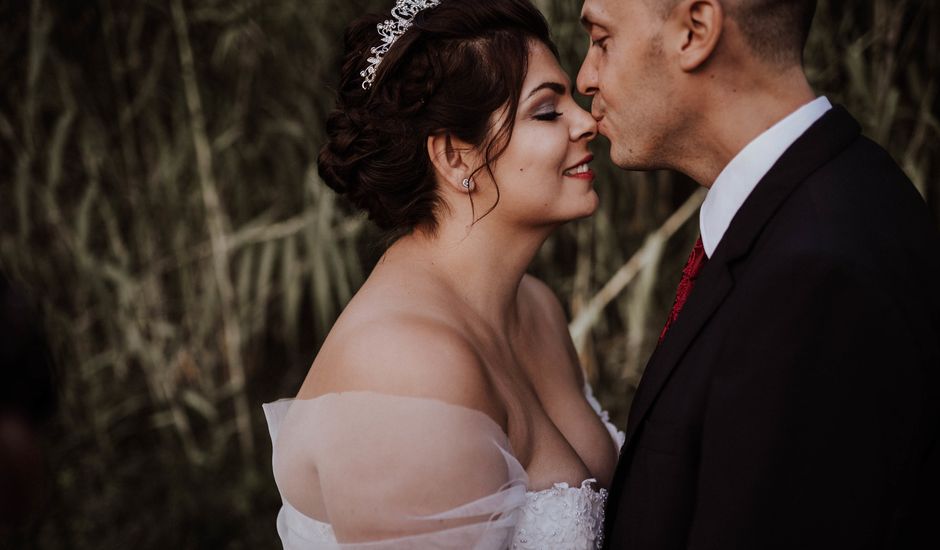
[317,295,605,489]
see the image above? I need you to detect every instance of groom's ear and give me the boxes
[427,133,477,194]
[669,0,723,72]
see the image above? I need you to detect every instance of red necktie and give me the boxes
[659,237,708,343]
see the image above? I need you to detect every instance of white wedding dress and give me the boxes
[263,385,624,549]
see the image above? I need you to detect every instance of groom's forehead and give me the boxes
[579,0,610,27]
[581,0,643,29]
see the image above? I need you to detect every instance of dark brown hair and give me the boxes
[317,0,557,241]
[650,0,817,65]
[730,0,817,65]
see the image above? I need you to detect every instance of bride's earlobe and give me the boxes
[427,133,479,194]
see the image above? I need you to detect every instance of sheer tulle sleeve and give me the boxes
[263,392,527,549]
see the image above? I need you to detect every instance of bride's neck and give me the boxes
[383,221,551,333]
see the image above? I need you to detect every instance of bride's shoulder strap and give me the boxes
[272,317,526,544]
[280,389,525,546]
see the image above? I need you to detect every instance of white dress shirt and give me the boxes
[699,96,833,258]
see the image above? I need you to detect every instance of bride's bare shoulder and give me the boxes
[298,309,501,422]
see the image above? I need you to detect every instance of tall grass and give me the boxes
[0,0,937,547]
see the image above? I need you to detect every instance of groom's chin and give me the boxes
[595,131,652,171]
[600,138,664,172]
[603,142,635,171]
[593,133,621,164]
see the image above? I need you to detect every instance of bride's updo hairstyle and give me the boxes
[318,0,557,239]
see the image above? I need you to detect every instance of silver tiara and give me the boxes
[360,0,442,90]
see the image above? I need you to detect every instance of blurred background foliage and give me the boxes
[0,0,937,547]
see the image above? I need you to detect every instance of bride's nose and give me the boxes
[571,106,598,142]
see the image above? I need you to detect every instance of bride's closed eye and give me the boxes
[525,82,568,122]
[534,109,564,122]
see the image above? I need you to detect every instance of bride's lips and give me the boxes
[563,154,595,180]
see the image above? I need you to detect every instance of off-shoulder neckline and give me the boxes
[264,389,615,495]
[264,390,508,437]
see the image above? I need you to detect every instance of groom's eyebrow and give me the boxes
[580,10,608,32]
[580,13,602,30]
[526,82,566,99]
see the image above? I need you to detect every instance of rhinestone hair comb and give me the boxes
[360,0,442,90]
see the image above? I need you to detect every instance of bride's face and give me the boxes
[480,41,599,228]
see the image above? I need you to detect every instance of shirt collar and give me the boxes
[699,96,832,257]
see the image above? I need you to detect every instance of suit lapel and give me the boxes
[619,106,862,454]
[620,260,732,448]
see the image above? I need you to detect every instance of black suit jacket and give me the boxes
[603,106,940,549]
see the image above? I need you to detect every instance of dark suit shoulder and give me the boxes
[747,133,940,340]
[798,136,917,215]
[766,135,938,263]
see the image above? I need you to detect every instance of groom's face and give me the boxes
[577,0,679,170]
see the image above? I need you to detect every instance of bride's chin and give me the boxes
[560,208,600,224]
[577,192,601,218]
[557,192,601,221]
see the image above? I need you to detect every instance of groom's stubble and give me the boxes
[578,0,686,174]
[580,0,819,186]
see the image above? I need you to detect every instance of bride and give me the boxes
[264,0,624,547]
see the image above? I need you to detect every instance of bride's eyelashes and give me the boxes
[533,109,564,122]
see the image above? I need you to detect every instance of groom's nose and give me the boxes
[576,56,598,98]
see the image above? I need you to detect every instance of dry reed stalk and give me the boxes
[569,188,707,353]
[170,0,254,459]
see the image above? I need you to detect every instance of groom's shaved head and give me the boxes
[650,0,817,66]
[729,0,817,64]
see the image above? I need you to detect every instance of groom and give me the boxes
[577,0,940,548]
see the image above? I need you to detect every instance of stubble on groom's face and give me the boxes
[578,0,680,172]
